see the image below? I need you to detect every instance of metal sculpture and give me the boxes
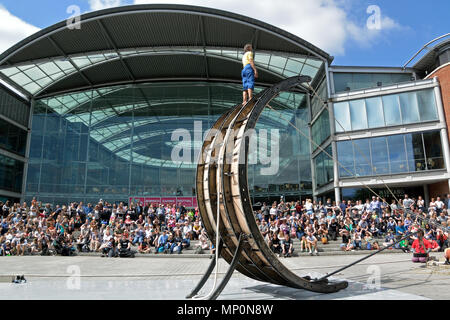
[189,76,348,300]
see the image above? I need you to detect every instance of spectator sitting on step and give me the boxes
[328,218,338,241]
[269,232,281,255]
[383,230,395,248]
[182,231,191,249]
[281,233,294,258]
[192,220,202,240]
[429,239,440,252]
[156,230,168,253]
[436,228,448,251]
[196,229,210,252]
[306,231,318,256]
[341,238,354,251]
[411,229,432,263]
[170,229,183,254]
[317,223,328,242]
[182,221,193,239]
[353,226,363,250]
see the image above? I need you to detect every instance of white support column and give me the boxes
[334,186,341,203]
[307,93,317,201]
[332,141,341,203]
[21,98,34,203]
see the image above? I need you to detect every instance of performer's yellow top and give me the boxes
[242,51,253,67]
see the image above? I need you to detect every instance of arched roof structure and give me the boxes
[0,4,332,99]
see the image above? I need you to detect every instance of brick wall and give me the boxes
[428,181,449,198]
[427,64,450,141]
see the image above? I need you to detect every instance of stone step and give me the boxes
[289,249,407,257]
[76,252,214,259]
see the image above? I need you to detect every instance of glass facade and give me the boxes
[0,85,30,127]
[0,118,27,156]
[311,78,327,118]
[333,89,438,132]
[311,109,330,148]
[337,131,445,178]
[0,154,24,193]
[342,186,424,202]
[333,72,412,93]
[314,144,333,188]
[25,82,312,204]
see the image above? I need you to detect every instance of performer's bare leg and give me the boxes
[243,91,248,104]
[247,89,253,101]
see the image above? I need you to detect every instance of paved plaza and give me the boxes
[1,253,449,300]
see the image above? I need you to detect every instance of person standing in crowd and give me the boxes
[435,197,445,215]
[403,194,414,212]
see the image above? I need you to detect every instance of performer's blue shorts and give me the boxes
[241,64,255,91]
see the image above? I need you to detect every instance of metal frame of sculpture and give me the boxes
[189,76,349,300]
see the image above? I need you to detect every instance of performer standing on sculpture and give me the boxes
[241,43,258,104]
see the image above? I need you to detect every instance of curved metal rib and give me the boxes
[196,76,348,294]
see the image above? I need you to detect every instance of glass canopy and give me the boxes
[0,47,323,97]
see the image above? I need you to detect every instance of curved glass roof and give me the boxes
[0,4,330,99]
[0,47,323,97]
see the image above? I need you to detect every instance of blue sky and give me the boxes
[0,0,448,67]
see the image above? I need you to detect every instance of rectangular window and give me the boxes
[333,73,353,93]
[399,91,420,124]
[349,99,368,131]
[314,145,333,188]
[387,135,407,174]
[370,137,389,175]
[333,88,438,133]
[333,101,351,132]
[333,72,413,93]
[417,89,438,121]
[337,140,354,177]
[382,94,401,126]
[423,131,444,170]
[365,96,385,128]
[353,139,372,176]
[338,131,445,179]
[405,133,426,172]
[311,109,330,148]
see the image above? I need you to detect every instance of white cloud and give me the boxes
[0,5,40,55]
[89,0,123,11]
[133,0,406,56]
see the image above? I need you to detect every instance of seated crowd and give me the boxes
[1,193,449,262]
[255,193,450,259]
[0,199,212,257]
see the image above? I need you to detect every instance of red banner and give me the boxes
[161,197,177,205]
[177,197,194,207]
[129,196,197,208]
[145,198,161,206]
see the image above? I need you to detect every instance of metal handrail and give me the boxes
[402,33,450,69]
